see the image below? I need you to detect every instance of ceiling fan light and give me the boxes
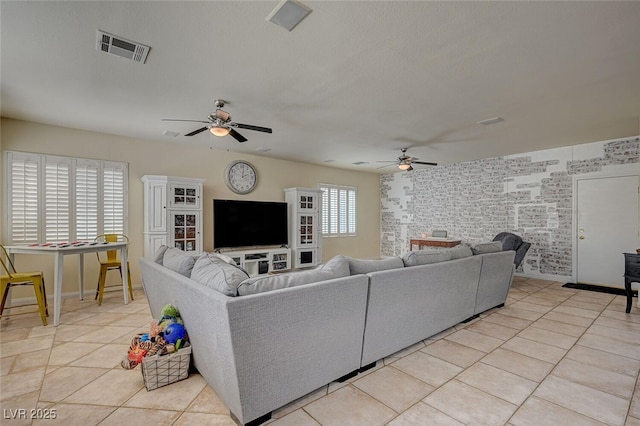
[398,163,411,170]
[210,126,230,137]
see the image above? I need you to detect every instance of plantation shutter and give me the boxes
[347,188,356,234]
[320,184,357,236]
[44,156,71,243]
[4,151,128,244]
[329,187,338,234]
[339,189,347,233]
[103,162,126,234]
[76,160,99,240]
[8,153,40,243]
[321,187,329,234]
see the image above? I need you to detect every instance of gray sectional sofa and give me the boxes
[139,243,515,426]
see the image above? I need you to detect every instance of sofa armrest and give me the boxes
[474,251,515,315]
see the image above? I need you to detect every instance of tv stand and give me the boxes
[223,247,291,277]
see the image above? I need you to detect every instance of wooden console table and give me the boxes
[410,238,462,250]
[624,253,640,313]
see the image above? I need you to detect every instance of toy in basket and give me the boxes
[121,304,192,390]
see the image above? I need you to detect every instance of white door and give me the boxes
[576,175,640,288]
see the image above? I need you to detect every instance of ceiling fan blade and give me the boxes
[162,119,209,123]
[184,127,209,136]
[376,163,396,169]
[412,161,438,166]
[234,123,273,133]
[229,128,248,143]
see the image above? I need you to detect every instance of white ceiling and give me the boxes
[2,1,640,173]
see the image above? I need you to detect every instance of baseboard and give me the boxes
[513,272,572,282]
[5,285,144,307]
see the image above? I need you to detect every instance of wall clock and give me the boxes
[224,160,257,194]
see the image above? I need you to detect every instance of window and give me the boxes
[5,151,128,244]
[320,184,356,236]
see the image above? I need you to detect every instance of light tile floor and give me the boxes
[1,277,639,425]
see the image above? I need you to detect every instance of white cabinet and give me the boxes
[285,188,323,268]
[223,247,291,277]
[142,175,205,259]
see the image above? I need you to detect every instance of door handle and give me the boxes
[579,228,585,240]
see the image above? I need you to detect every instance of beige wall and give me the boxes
[1,118,381,298]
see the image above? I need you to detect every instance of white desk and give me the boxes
[5,242,129,326]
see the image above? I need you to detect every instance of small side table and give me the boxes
[623,253,640,313]
[409,238,462,250]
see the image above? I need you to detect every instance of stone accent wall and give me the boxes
[380,137,639,278]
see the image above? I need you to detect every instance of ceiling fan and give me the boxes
[162,99,272,143]
[377,148,438,171]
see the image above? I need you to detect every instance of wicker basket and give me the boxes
[141,345,191,391]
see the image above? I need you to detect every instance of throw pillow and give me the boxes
[346,256,404,275]
[318,254,350,276]
[210,252,249,275]
[412,245,473,260]
[402,251,452,267]
[470,241,503,255]
[236,255,350,296]
[190,253,249,296]
[448,244,474,259]
[212,252,238,265]
[153,245,169,264]
[163,247,196,277]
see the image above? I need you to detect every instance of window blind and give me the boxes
[4,151,128,244]
[103,163,126,234]
[320,184,357,237]
[8,153,40,243]
[45,157,70,242]
[76,161,99,240]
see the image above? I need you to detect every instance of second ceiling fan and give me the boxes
[162,99,272,143]
[378,148,438,171]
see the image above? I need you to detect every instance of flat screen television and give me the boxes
[214,199,288,249]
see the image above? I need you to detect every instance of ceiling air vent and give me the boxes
[96,30,150,64]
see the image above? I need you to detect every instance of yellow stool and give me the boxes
[0,244,48,326]
[94,234,134,306]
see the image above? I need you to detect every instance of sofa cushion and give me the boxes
[406,245,473,261]
[347,256,404,275]
[237,255,350,296]
[318,254,351,276]
[163,247,196,277]
[213,252,237,265]
[153,245,169,264]
[191,253,249,296]
[209,252,249,275]
[448,244,474,259]
[402,251,452,267]
[470,241,503,255]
